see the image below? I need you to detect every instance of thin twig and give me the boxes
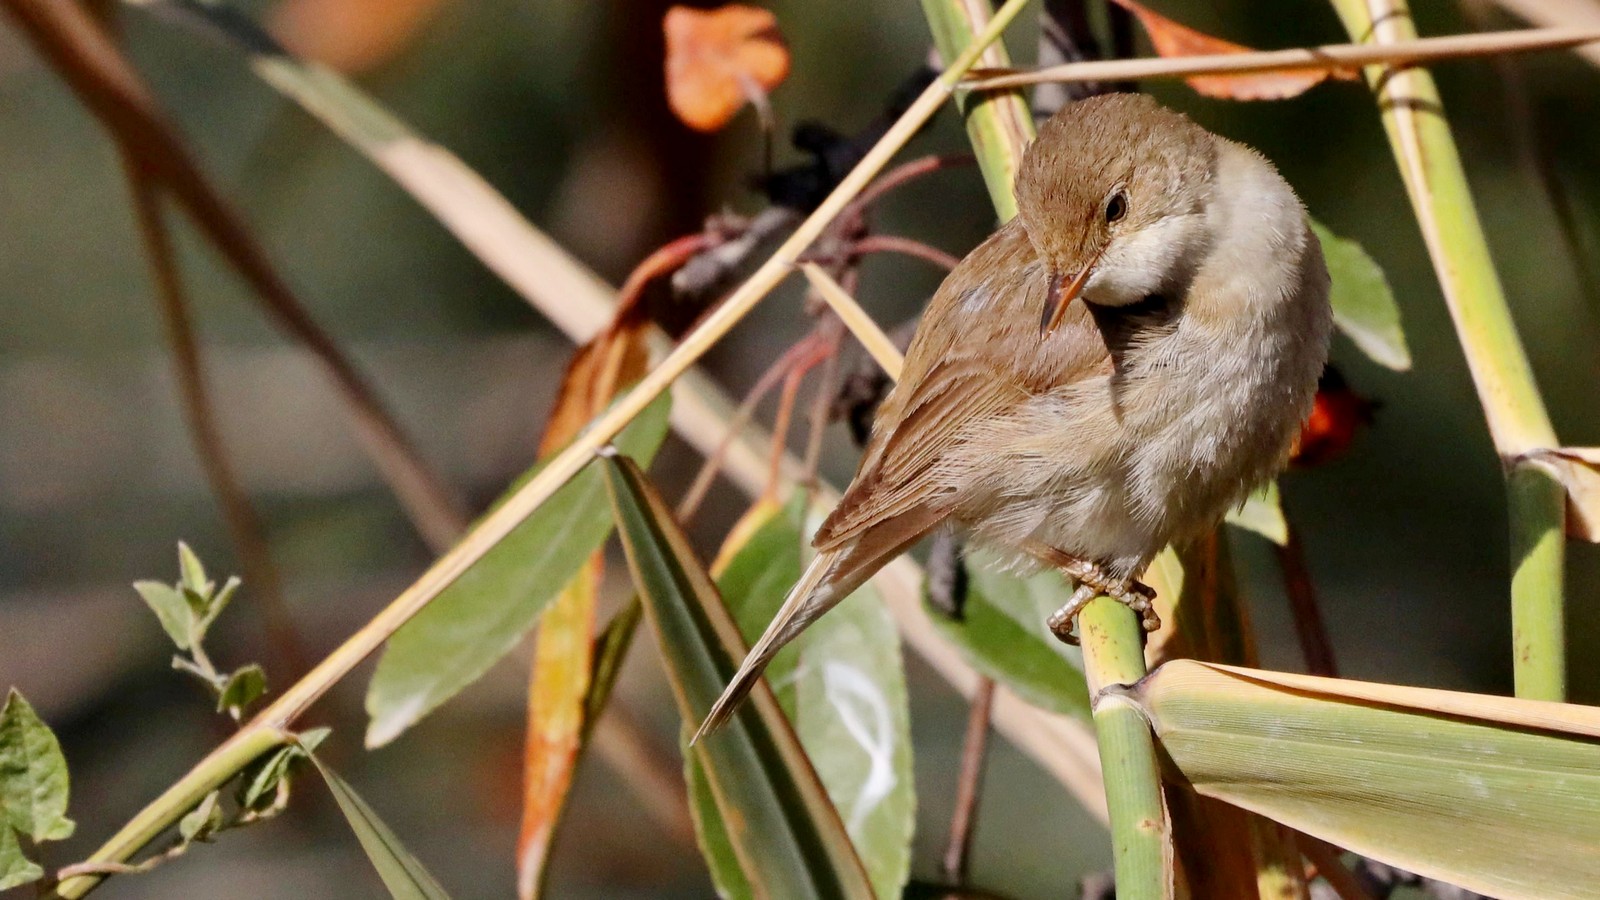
[1,0,469,552]
[678,329,829,521]
[943,676,995,884]
[965,27,1600,91]
[837,153,977,232]
[801,317,847,488]
[845,234,961,271]
[1277,523,1338,678]
[119,153,308,680]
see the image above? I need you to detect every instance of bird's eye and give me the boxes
[1105,192,1128,224]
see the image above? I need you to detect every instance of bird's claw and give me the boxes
[1047,574,1159,645]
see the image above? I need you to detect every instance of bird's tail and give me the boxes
[692,546,866,743]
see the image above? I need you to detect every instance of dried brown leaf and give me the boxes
[664,4,790,131]
[1109,0,1353,100]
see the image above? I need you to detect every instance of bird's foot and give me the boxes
[1043,559,1160,645]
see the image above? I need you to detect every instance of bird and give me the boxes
[694,92,1332,741]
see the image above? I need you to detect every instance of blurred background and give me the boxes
[1,0,1598,897]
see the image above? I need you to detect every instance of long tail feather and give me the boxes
[692,547,857,743]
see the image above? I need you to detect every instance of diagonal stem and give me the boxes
[44,2,1036,893]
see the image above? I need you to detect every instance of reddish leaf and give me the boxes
[664,4,791,132]
[1109,0,1353,100]
[1291,368,1376,468]
[515,320,649,898]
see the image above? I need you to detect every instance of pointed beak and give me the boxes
[1039,263,1096,337]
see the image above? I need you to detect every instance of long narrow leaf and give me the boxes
[692,497,912,898]
[1130,661,1600,900]
[364,395,671,748]
[601,454,876,899]
[307,753,451,900]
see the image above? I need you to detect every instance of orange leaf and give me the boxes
[664,4,790,132]
[1109,0,1353,100]
[516,320,648,897]
[516,556,599,898]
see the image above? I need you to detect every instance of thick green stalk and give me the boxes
[1330,0,1566,700]
[1080,599,1171,900]
[918,2,1172,894]
[920,0,1036,219]
[1509,461,1567,700]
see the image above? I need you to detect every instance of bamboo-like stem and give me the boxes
[922,0,1037,219]
[1328,0,1567,701]
[966,26,1600,90]
[1509,460,1567,700]
[1080,599,1171,900]
[45,4,1035,892]
[921,1,1172,895]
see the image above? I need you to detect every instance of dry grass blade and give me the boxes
[965,27,1600,91]
[798,263,904,381]
[3,0,469,552]
[1533,447,1600,542]
[1132,661,1600,900]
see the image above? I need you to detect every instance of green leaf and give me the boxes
[307,753,452,899]
[179,790,223,842]
[693,497,913,899]
[602,454,876,899]
[0,825,42,891]
[928,557,1090,719]
[1313,220,1411,371]
[580,599,642,738]
[217,665,268,715]
[239,727,329,810]
[1223,481,1288,545]
[177,541,211,598]
[0,690,75,843]
[1132,661,1600,900]
[198,575,242,636]
[133,580,192,650]
[364,395,671,748]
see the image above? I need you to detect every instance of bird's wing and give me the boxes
[815,218,1111,553]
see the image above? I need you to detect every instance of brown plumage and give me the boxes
[694,93,1332,741]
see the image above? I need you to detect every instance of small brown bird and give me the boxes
[696,93,1332,739]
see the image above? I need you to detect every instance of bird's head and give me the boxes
[1016,93,1218,336]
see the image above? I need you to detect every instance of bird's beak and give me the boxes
[1039,263,1096,337]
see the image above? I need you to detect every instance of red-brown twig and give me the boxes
[677,329,830,521]
[848,234,962,271]
[2,0,469,552]
[943,676,996,884]
[1277,522,1338,678]
[839,153,977,231]
[615,232,721,327]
